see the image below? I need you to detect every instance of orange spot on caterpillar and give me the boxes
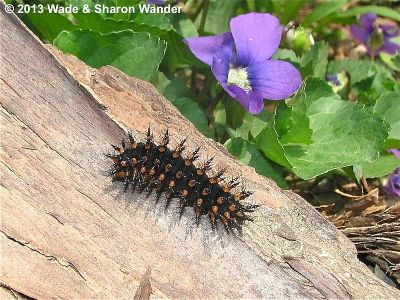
[202,188,210,196]
[116,171,126,178]
[197,169,205,176]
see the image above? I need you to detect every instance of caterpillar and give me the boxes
[107,127,257,232]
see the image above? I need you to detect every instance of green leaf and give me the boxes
[161,30,203,70]
[274,102,293,137]
[235,110,272,141]
[328,60,376,85]
[150,71,170,94]
[161,77,212,138]
[273,49,301,68]
[270,0,307,24]
[366,68,397,100]
[380,53,400,72]
[394,55,400,70]
[385,139,400,149]
[335,6,400,22]
[282,79,390,179]
[214,99,228,139]
[302,0,346,27]
[132,11,173,31]
[224,106,272,141]
[356,153,400,178]
[73,12,169,36]
[301,42,328,79]
[197,0,241,34]
[162,13,201,70]
[277,78,335,146]
[23,12,77,43]
[54,29,166,80]
[225,138,288,189]
[276,101,312,146]
[374,91,400,141]
[168,13,198,38]
[163,77,193,101]
[225,99,246,130]
[170,97,213,138]
[66,0,117,19]
[255,118,292,168]
[111,0,143,20]
[73,12,198,71]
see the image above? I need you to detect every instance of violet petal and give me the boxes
[380,40,400,55]
[230,13,282,65]
[350,25,369,43]
[210,45,235,85]
[147,0,164,4]
[381,25,400,38]
[247,59,302,100]
[184,32,234,66]
[390,149,400,158]
[359,13,377,31]
[386,168,400,198]
[227,85,265,114]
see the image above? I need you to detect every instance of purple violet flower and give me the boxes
[390,149,400,158]
[147,0,166,5]
[350,13,400,57]
[325,74,341,86]
[386,149,400,198]
[386,168,400,198]
[184,13,302,114]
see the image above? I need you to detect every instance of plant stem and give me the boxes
[191,0,204,21]
[206,89,225,116]
[190,68,197,94]
[197,75,213,104]
[198,0,209,36]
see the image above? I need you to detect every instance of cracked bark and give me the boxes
[0,3,399,299]
[1,231,86,281]
[134,268,152,300]
[0,283,36,300]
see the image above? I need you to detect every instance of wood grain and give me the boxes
[1,3,399,299]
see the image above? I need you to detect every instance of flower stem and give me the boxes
[198,0,209,36]
[206,89,225,116]
[370,54,375,62]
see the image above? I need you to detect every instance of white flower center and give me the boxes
[227,66,252,92]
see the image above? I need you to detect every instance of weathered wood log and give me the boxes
[0,4,399,299]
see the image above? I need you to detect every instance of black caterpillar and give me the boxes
[107,127,257,232]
